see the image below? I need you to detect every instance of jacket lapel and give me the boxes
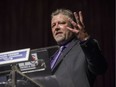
[52,38,79,71]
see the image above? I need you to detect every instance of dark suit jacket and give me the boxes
[16,37,107,87]
[50,37,107,87]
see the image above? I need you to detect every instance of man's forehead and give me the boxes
[51,14,69,22]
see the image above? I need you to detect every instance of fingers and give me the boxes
[67,18,80,34]
[68,18,77,27]
[68,17,82,33]
[74,12,79,24]
[79,11,85,27]
[67,11,88,41]
[67,27,79,34]
[67,11,85,34]
[74,11,85,28]
[78,11,83,24]
[74,11,83,24]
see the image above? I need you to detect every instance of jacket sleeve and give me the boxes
[80,37,107,75]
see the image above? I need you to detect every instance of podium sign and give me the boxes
[0,48,30,65]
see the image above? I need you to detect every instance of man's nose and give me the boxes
[55,24,60,31]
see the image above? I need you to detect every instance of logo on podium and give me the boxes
[0,48,30,65]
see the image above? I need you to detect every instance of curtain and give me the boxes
[0,0,114,87]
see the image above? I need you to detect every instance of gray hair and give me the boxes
[51,9,75,21]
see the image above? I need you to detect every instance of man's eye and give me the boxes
[51,24,55,28]
[60,22,66,24]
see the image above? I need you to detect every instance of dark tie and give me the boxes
[51,46,65,69]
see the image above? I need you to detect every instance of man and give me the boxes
[9,9,107,87]
[49,9,107,87]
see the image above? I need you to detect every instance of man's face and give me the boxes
[51,14,73,44]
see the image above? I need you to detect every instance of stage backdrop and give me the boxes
[0,0,114,87]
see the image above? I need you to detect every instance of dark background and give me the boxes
[0,0,115,87]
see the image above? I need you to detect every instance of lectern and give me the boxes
[0,46,58,87]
